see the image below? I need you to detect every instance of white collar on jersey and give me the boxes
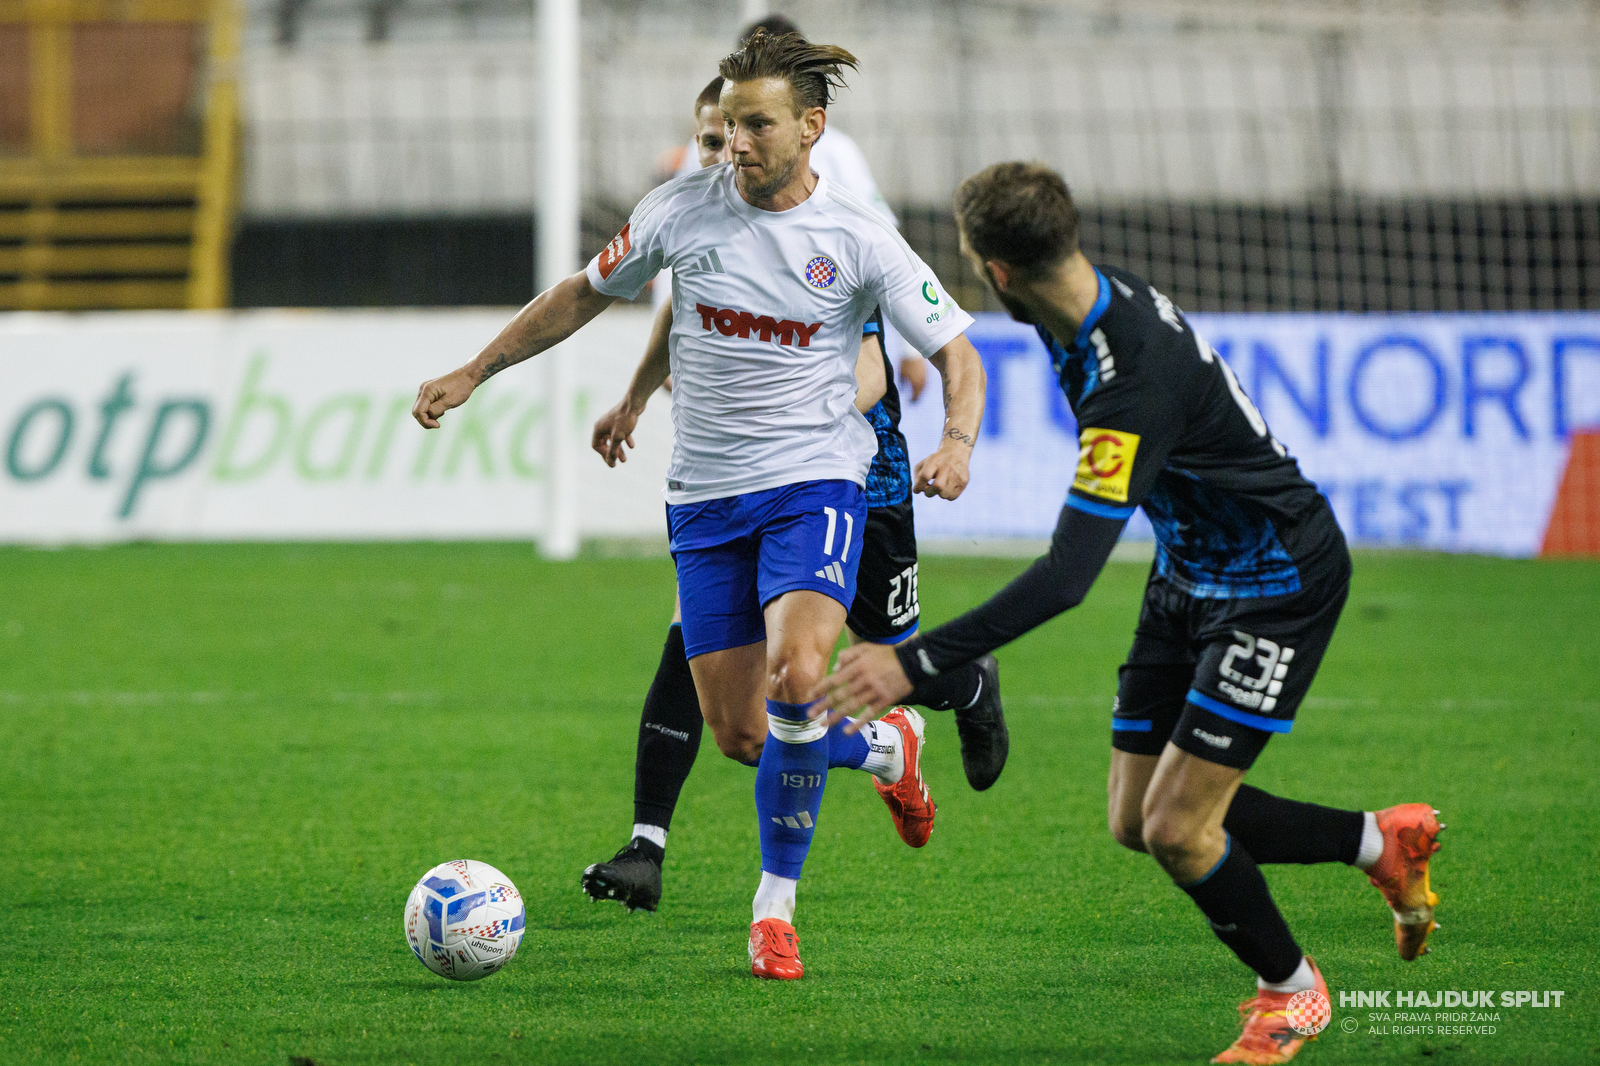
[720,164,830,225]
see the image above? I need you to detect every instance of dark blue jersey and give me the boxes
[1039,266,1344,598]
[861,317,911,509]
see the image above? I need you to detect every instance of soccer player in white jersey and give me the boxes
[413,31,987,980]
[654,17,928,401]
[580,73,1009,917]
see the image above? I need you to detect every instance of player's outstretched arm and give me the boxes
[592,302,674,467]
[414,271,615,429]
[808,501,1126,728]
[913,334,985,500]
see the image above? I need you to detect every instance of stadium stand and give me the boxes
[227,0,1598,313]
[0,0,240,310]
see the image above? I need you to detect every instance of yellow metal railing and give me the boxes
[0,0,239,310]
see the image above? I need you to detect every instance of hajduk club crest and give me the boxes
[805,255,837,289]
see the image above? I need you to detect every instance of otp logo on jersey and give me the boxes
[1074,427,1140,503]
[597,224,631,280]
[696,304,823,348]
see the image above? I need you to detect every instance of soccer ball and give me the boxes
[403,859,525,981]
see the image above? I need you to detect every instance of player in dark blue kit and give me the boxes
[813,163,1445,1065]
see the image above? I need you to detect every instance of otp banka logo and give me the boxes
[4,371,209,519]
[3,352,557,523]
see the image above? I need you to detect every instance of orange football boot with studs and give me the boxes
[874,707,935,847]
[748,918,804,980]
[1365,803,1444,960]
[1212,957,1329,1065]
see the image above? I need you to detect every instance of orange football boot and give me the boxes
[1364,803,1444,960]
[748,918,804,980]
[874,707,935,847]
[1212,957,1329,1065]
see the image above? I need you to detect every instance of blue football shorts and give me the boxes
[666,479,867,659]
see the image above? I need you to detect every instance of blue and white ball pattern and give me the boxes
[404,859,526,981]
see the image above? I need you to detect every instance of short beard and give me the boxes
[735,152,799,208]
[985,266,1038,325]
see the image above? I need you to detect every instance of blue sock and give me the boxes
[827,716,869,770]
[755,699,829,879]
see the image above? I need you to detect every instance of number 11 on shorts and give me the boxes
[822,506,854,563]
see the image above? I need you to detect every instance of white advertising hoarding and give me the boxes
[0,309,670,543]
[901,312,1600,556]
[3,309,1596,554]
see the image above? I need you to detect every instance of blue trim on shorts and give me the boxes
[1186,689,1294,734]
[869,622,919,646]
[861,321,881,335]
[1067,494,1137,520]
[1111,718,1153,732]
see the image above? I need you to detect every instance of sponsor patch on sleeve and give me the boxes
[597,223,632,280]
[1074,428,1140,503]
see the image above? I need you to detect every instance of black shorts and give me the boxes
[846,496,920,644]
[1111,557,1350,770]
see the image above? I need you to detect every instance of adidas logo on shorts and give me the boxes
[815,561,846,588]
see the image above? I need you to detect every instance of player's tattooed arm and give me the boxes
[592,302,673,467]
[912,335,985,500]
[938,380,978,448]
[944,426,977,448]
[414,271,616,429]
[476,353,512,383]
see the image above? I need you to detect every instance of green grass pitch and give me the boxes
[2,544,1596,1065]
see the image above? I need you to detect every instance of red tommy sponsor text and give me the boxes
[597,224,631,279]
[695,304,823,347]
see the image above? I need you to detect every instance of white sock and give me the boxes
[631,823,667,850]
[1354,811,1383,869]
[858,719,904,785]
[1259,956,1315,994]
[752,871,797,923]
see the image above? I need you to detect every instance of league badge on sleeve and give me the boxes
[598,224,632,280]
[1074,428,1140,503]
[805,255,838,290]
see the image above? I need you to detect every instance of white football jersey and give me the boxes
[587,164,972,505]
[652,127,894,313]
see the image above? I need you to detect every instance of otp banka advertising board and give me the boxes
[3,308,1597,553]
[900,312,1600,555]
[0,310,674,543]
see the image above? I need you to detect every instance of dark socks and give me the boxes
[632,624,703,832]
[908,659,983,711]
[1177,835,1304,984]
[1224,784,1364,865]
